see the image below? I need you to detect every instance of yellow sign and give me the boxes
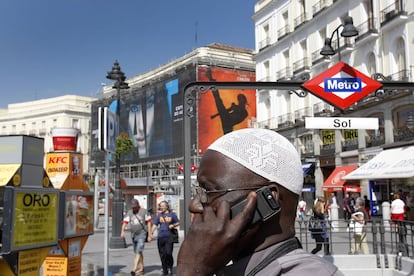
[0,164,20,186]
[343,129,358,141]
[321,129,335,145]
[45,152,83,189]
[13,191,58,250]
[0,259,15,276]
[43,257,68,276]
[18,248,50,276]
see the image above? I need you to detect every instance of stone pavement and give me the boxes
[81,217,181,276]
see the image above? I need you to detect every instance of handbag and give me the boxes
[348,219,363,235]
[308,217,323,232]
[170,228,179,243]
[347,211,364,235]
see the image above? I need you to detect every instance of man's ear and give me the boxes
[268,183,280,201]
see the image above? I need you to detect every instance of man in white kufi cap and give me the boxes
[178,128,343,276]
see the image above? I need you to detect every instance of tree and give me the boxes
[116,132,134,160]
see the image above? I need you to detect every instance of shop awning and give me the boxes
[343,146,414,180]
[322,165,357,191]
[302,163,314,175]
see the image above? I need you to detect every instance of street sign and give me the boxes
[305,117,379,129]
[302,62,383,110]
[103,107,117,153]
[98,107,117,153]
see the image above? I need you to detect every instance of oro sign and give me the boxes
[303,62,383,110]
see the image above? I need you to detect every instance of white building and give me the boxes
[252,0,414,209]
[0,95,97,175]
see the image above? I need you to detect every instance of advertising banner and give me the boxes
[90,68,196,164]
[18,247,51,276]
[0,164,20,186]
[45,152,83,190]
[63,192,94,238]
[197,66,256,153]
[43,257,68,276]
[321,129,335,145]
[10,189,59,251]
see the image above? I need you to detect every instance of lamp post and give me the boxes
[320,16,359,61]
[106,60,129,248]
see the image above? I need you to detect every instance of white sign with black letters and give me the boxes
[305,117,379,129]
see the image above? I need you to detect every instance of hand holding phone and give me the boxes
[230,186,280,226]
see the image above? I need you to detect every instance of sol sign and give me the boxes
[303,62,383,110]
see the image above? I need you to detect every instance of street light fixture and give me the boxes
[320,16,359,61]
[106,60,129,248]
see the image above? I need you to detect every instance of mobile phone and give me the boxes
[230,186,280,225]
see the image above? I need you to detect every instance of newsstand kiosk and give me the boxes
[42,127,93,276]
[0,130,93,276]
[0,135,60,276]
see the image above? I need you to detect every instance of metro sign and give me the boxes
[302,62,383,110]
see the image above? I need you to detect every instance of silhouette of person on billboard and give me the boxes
[206,68,249,134]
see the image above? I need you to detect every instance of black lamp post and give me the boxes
[106,60,129,248]
[320,16,359,61]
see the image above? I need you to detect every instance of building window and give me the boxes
[342,129,358,151]
[394,106,414,142]
[72,119,79,129]
[366,112,385,147]
[300,134,314,154]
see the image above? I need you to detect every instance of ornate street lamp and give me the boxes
[106,60,129,248]
[320,16,359,61]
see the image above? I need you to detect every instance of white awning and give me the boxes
[343,146,414,180]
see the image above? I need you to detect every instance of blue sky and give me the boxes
[0,1,256,108]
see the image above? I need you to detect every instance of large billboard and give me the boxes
[91,67,196,165]
[197,66,256,153]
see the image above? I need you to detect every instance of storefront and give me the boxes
[344,146,414,216]
[322,165,359,192]
[321,165,359,218]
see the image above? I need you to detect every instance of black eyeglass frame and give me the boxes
[192,183,277,205]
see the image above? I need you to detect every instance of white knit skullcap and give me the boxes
[208,128,303,195]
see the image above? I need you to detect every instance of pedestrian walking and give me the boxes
[342,193,352,221]
[297,197,307,221]
[121,198,152,275]
[152,200,180,276]
[311,197,330,255]
[350,197,369,254]
[391,193,406,222]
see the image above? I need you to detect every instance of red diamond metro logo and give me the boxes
[302,62,383,110]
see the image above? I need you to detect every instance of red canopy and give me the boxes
[322,165,357,191]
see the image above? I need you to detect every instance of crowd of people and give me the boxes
[296,189,413,256]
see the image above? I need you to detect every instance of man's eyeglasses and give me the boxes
[192,186,264,204]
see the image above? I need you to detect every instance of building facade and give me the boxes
[252,0,414,212]
[91,43,256,212]
[0,95,96,177]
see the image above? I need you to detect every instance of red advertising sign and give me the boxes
[197,66,257,153]
[303,62,383,110]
